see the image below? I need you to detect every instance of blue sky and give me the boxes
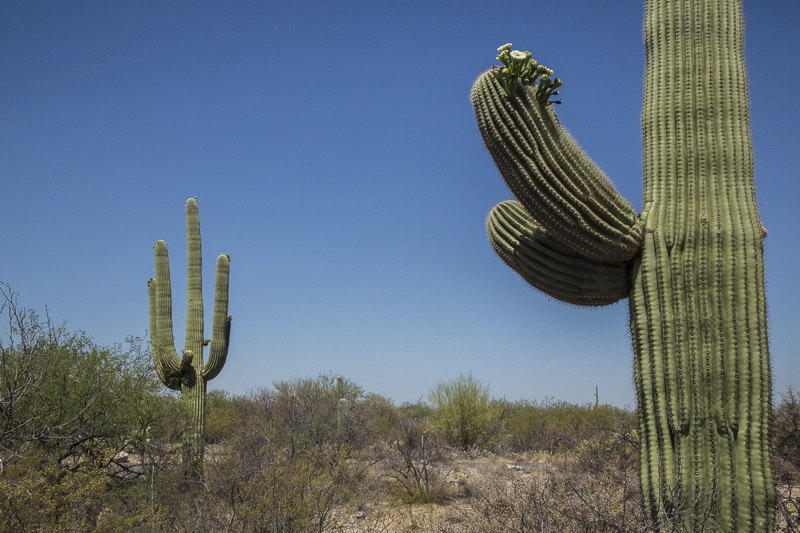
[2,1,798,408]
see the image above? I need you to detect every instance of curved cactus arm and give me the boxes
[488,200,631,306]
[472,54,642,263]
[184,198,205,364]
[203,253,231,381]
[148,241,185,391]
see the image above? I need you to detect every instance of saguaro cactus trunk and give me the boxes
[147,198,231,475]
[471,0,774,529]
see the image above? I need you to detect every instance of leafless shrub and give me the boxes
[0,282,64,458]
[774,387,800,532]
[382,412,453,504]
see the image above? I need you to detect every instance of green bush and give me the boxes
[501,398,636,455]
[0,284,170,531]
[204,389,245,445]
[427,372,499,451]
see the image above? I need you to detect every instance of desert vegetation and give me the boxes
[2,283,798,532]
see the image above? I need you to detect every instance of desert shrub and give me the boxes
[203,446,359,532]
[0,293,164,468]
[198,386,369,533]
[773,387,800,532]
[449,404,642,532]
[0,284,173,531]
[453,452,645,532]
[428,372,500,451]
[383,402,451,504]
[397,400,434,421]
[270,372,366,451]
[359,392,399,444]
[0,454,107,532]
[575,411,639,475]
[501,398,636,456]
[774,387,800,484]
[205,388,246,445]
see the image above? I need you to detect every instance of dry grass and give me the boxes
[321,450,645,533]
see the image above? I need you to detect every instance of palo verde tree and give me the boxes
[470,0,773,529]
[428,372,494,452]
[148,197,231,474]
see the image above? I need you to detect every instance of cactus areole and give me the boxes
[147,198,232,475]
[472,1,773,530]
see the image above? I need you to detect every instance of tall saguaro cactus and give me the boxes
[147,197,231,474]
[471,0,773,529]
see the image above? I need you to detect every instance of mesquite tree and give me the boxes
[470,0,773,529]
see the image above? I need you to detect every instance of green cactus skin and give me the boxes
[472,1,774,529]
[488,200,632,306]
[147,198,231,474]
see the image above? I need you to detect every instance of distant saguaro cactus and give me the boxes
[471,0,773,529]
[147,197,231,474]
[336,376,349,448]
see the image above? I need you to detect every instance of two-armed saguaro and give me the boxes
[471,0,773,529]
[147,197,231,474]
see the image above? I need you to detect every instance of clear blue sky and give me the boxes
[2,1,798,408]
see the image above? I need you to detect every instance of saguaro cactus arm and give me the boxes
[148,242,189,391]
[488,200,631,306]
[203,253,231,381]
[472,48,643,264]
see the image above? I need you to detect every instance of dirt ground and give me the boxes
[338,455,555,532]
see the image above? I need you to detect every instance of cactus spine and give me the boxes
[471,1,773,529]
[147,197,231,474]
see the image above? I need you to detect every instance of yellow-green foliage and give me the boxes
[204,389,244,445]
[0,455,106,532]
[427,372,500,451]
[501,399,636,455]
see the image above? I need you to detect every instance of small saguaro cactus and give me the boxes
[471,0,773,530]
[147,197,231,474]
[336,376,349,448]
